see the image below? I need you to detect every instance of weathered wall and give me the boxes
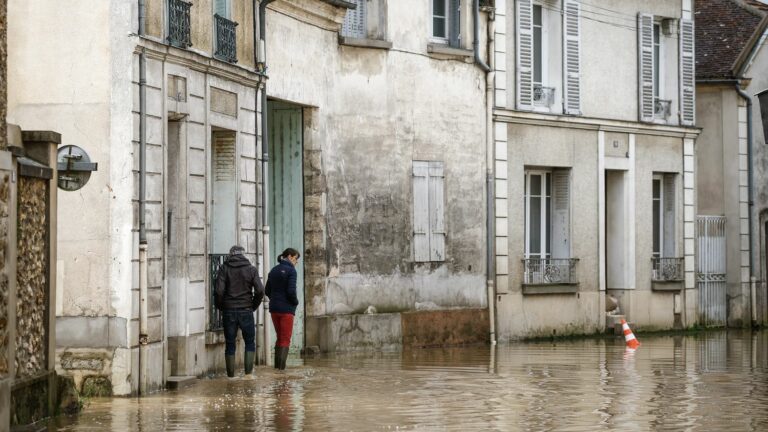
[695,88,726,216]
[266,2,488,319]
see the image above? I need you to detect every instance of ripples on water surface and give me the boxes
[52,330,768,431]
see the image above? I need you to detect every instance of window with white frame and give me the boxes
[432,0,461,47]
[652,174,676,258]
[413,161,445,262]
[213,0,230,18]
[342,0,367,38]
[524,169,570,259]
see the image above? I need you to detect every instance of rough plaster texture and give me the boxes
[401,309,490,348]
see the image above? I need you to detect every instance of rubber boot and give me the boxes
[274,347,281,369]
[243,351,255,379]
[225,355,236,378]
[278,346,289,370]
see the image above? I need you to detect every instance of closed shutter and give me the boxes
[551,169,570,259]
[638,13,654,122]
[413,162,431,262]
[341,0,366,38]
[663,174,676,257]
[428,162,446,261]
[679,19,695,126]
[214,0,229,18]
[449,0,461,47]
[563,0,581,115]
[516,0,534,110]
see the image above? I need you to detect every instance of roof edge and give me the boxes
[732,14,768,76]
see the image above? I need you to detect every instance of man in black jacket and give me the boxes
[215,245,265,378]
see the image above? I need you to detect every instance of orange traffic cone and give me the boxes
[620,319,640,349]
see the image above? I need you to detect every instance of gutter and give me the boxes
[138,48,149,395]
[735,84,756,326]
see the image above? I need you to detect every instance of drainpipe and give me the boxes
[138,48,149,394]
[258,0,276,365]
[735,85,757,326]
[138,0,146,36]
[475,0,495,344]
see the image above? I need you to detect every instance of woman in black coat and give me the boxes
[265,247,300,370]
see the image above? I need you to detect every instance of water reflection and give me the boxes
[51,330,768,431]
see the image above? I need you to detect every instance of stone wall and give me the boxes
[15,176,48,378]
[0,0,6,149]
[0,172,9,377]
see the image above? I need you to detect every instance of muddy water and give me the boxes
[52,330,768,431]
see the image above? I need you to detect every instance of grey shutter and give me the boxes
[341,0,367,38]
[663,174,676,257]
[214,0,229,18]
[413,162,431,262]
[551,169,570,259]
[563,0,581,115]
[428,162,446,261]
[638,13,654,122]
[449,0,461,47]
[679,19,695,126]
[516,0,534,110]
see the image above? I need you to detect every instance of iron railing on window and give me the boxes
[534,85,556,107]
[523,258,579,285]
[654,98,672,119]
[652,257,684,282]
[167,0,192,48]
[214,14,238,63]
[209,254,228,331]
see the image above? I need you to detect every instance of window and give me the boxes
[639,14,675,122]
[213,0,237,63]
[533,5,544,91]
[167,0,192,48]
[213,0,230,19]
[413,161,445,262]
[432,0,460,47]
[342,0,367,38]
[652,174,676,258]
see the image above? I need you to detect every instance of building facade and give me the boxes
[695,0,768,328]
[492,0,699,340]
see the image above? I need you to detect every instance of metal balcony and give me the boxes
[534,85,555,107]
[209,254,227,331]
[523,258,579,285]
[651,257,684,282]
[167,0,192,48]
[214,14,238,63]
[654,98,672,119]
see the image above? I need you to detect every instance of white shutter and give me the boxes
[663,174,676,257]
[413,162,430,262]
[638,13,654,122]
[516,0,534,110]
[563,0,581,115]
[679,19,695,126]
[341,0,366,38]
[428,162,446,261]
[214,0,229,18]
[551,169,570,259]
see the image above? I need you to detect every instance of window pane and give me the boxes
[434,0,446,17]
[653,199,660,255]
[533,6,542,85]
[653,25,660,98]
[433,17,446,38]
[530,174,541,196]
[533,5,542,25]
[653,179,660,199]
[546,196,551,256]
[529,197,541,254]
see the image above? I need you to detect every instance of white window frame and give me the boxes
[652,174,663,258]
[652,21,669,122]
[532,4,549,89]
[524,170,551,259]
[213,0,231,19]
[430,0,450,43]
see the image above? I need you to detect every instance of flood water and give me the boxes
[51,330,768,431]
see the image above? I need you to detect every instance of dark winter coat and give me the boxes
[266,259,299,314]
[214,254,265,311]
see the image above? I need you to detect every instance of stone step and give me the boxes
[166,376,197,390]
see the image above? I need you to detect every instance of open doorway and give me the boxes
[605,170,630,314]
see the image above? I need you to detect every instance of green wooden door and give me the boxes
[268,103,304,353]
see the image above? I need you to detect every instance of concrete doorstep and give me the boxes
[166,376,197,391]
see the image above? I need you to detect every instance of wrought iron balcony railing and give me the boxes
[209,254,228,331]
[214,14,238,63]
[651,257,684,282]
[534,85,556,107]
[523,258,579,285]
[654,98,672,119]
[167,0,192,48]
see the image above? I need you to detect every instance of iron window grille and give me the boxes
[209,254,227,331]
[523,258,579,285]
[167,0,192,48]
[654,99,672,119]
[651,257,684,282]
[534,84,555,107]
[214,14,238,63]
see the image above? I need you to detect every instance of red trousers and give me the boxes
[271,312,294,348]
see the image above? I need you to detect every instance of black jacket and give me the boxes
[214,254,265,311]
[266,259,299,314]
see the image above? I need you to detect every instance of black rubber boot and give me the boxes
[244,351,255,376]
[274,347,281,369]
[225,355,236,378]
[278,346,289,370]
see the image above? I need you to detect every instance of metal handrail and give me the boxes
[209,254,228,331]
[534,84,556,107]
[214,14,238,63]
[651,256,684,281]
[522,258,579,285]
[168,0,192,48]
[654,98,672,119]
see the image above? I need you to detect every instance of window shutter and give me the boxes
[679,19,695,126]
[516,0,534,110]
[563,0,581,115]
[663,174,676,257]
[449,0,461,47]
[638,13,654,122]
[428,162,446,261]
[214,0,229,18]
[341,0,366,38]
[551,169,570,259]
[413,162,431,262]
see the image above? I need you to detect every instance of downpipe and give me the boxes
[475,0,495,345]
[138,48,149,395]
[735,85,757,327]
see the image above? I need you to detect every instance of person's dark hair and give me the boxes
[278,247,300,262]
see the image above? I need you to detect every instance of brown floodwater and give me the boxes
[49,330,768,431]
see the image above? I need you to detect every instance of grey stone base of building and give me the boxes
[306,308,491,352]
[10,370,56,428]
[168,334,206,377]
